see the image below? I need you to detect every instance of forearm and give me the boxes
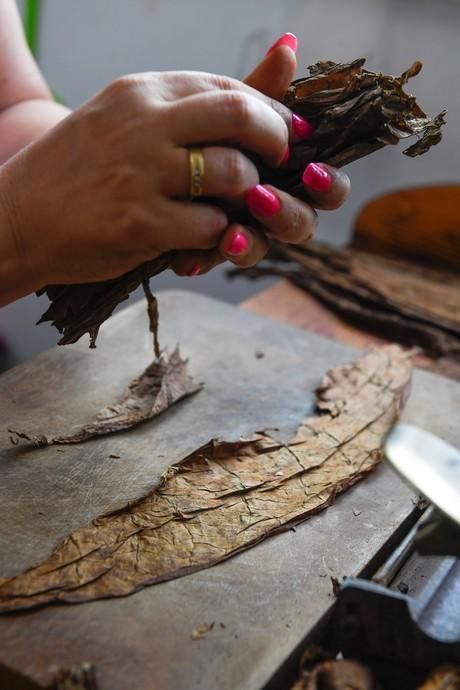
[0,98,70,164]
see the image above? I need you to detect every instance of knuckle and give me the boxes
[285,205,313,243]
[222,150,251,195]
[210,73,239,92]
[103,75,137,100]
[224,92,254,131]
[117,203,148,241]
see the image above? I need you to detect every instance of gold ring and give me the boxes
[189,148,205,199]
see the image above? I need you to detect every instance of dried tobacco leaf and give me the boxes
[231,241,460,361]
[37,260,169,349]
[291,659,379,690]
[263,58,446,197]
[0,345,412,613]
[54,664,98,690]
[190,622,215,641]
[417,665,460,690]
[38,59,445,348]
[8,347,201,446]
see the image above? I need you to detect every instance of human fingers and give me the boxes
[170,248,223,277]
[171,223,270,274]
[244,32,297,99]
[167,146,259,200]
[218,224,269,268]
[160,201,229,250]
[161,73,313,146]
[168,90,290,165]
[246,184,318,245]
[301,163,351,210]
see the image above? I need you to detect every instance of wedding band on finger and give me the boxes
[189,148,205,199]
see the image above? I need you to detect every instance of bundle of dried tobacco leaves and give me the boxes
[37,59,445,349]
[231,240,460,363]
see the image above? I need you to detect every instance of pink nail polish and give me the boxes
[226,232,249,256]
[186,263,201,277]
[292,113,314,140]
[280,146,290,166]
[302,162,332,192]
[246,185,281,216]
[266,32,298,56]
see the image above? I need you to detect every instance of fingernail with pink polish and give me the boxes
[292,113,314,140]
[247,185,281,217]
[302,162,332,192]
[186,263,201,277]
[266,32,298,56]
[226,232,249,256]
[280,146,290,166]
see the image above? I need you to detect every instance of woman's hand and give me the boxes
[0,61,310,303]
[170,33,351,277]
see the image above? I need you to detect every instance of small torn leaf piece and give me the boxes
[291,659,380,690]
[417,665,460,690]
[0,346,412,613]
[8,347,201,447]
[191,622,215,641]
[38,58,445,348]
[54,663,98,690]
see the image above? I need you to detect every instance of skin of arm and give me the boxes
[0,0,69,164]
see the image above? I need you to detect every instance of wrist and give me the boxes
[0,162,45,305]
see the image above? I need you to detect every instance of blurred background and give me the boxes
[1,0,459,367]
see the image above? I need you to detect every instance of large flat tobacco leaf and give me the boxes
[38,59,445,348]
[0,345,412,613]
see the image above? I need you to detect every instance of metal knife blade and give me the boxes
[385,423,460,527]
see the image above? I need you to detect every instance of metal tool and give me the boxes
[327,425,460,680]
[263,425,460,688]
[385,423,460,528]
[385,423,460,558]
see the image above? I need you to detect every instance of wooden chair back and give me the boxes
[351,185,460,272]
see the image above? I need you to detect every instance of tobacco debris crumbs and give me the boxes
[191,622,215,641]
[397,581,409,594]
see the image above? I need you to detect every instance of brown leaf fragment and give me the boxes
[0,346,412,613]
[191,622,215,641]
[8,347,201,446]
[53,663,98,690]
[37,58,445,348]
[330,576,340,597]
[37,254,170,348]
[292,659,379,690]
[418,665,460,690]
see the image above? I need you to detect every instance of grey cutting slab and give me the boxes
[0,289,459,690]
